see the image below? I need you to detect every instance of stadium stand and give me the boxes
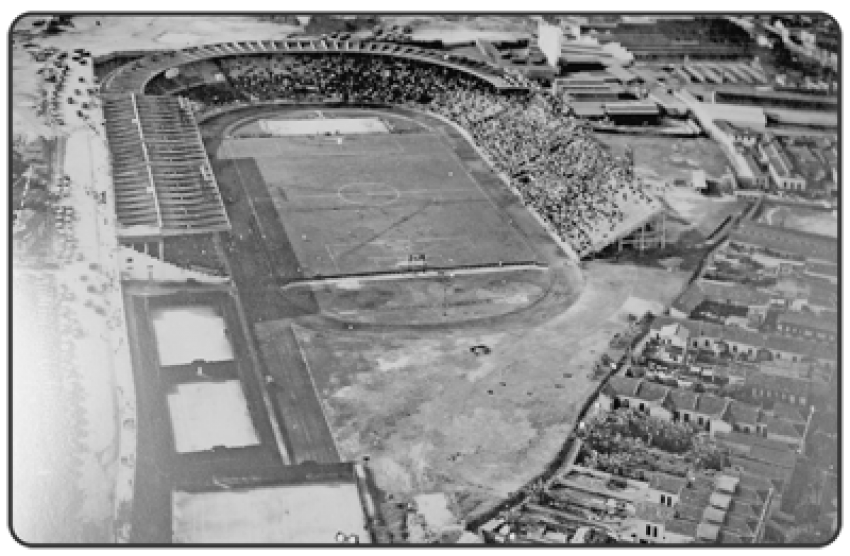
[101,39,660,257]
[101,94,230,236]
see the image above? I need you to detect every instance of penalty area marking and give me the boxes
[337,182,400,207]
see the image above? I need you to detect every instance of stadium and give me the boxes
[96,38,666,543]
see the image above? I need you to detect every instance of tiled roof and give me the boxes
[606,375,642,398]
[723,514,757,538]
[680,486,712,507]
[633,500,676,524]
[746,371,810,397]
[697,522,720,542]
[726,469,776,494]
[649,473,688,495]
[649,315,683,332]
[653,315,833,359]
[710,493,733,513]
[764,416,804,439]
[703,506,728,524]
[715,431,794,455]
[729,456,791,483]
[696,394,730,417]
[636,381,671,403]
[771,402,808,423]
[748,446,797,468]
[718,530,745,544]
[715,475,740,494]
[668,389,699,411]
[778,311,838,333]
[727,500,759,520]
[674,503,705,523]
[726,402,762,426]
[665,518,699,538]
[699,281,772,308]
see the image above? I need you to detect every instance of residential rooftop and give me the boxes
[777,310,838,333]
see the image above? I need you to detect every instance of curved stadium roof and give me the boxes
[100,38,530,95]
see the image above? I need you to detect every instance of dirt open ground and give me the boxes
[294,261,689,518]
[757,202,837,238]
[596,134,749,240]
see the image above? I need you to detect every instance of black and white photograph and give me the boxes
[8,7,841,547]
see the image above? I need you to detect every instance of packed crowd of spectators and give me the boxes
[177,53,657,255]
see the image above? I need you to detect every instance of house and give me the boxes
[663,518,698,543]
[694,394,732,435]
[598,375,642,411]
[631,501,676,543]
[715,430,797,456]
[715,120,759,147]
[762,415,805,449]
[728,454,794,492]
[734,148,771,190]
[648,473,688,508]
[775,311,837,344]
[770,401,809,424]
[723,401,764,435]
[650,317,691,348]
[660,314,830,366]
[759,137,807,192]
[718,435,800,492]
[665,387,698,421]
[633,381,673,419]
[746,371,810,407]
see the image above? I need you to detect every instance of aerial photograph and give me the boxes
[9,12,840,546]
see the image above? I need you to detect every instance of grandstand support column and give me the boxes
[618,237,623,252]
[159,240,165,260]
[660,213,666,248]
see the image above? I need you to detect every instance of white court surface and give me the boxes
[151,306,234,367]
[166,380,260,454]
[172,483,370,543]
[259,117,389,136]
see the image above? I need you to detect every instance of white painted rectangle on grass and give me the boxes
[172,482,369,543]
[259,117,389,136]
[166,380,259,454]
[151,305,234,367]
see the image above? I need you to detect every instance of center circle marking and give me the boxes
[338,182,400,207]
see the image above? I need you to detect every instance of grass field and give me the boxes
[211,110,539,278]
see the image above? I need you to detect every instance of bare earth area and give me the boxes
[758,203,837,238]
[659,185,748,239]
[294,262,689,518]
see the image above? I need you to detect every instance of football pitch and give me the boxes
[211,111,540,278]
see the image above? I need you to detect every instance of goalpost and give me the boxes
[407,253,426,273]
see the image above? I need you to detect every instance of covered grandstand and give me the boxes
[102,93,230,243]
[100,39,530,96]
